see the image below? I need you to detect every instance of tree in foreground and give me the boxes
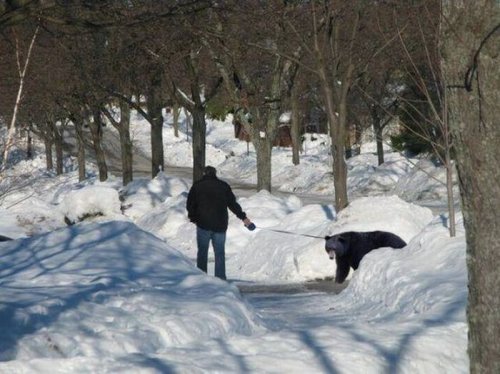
[442,1,500,372]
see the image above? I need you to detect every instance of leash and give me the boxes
[255,226,325,239]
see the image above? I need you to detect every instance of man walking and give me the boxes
[186,166,255,280]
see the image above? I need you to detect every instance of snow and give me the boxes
[60,186,123,223]
[0,112,467,373]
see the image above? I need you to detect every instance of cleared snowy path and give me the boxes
[237,281,347,330]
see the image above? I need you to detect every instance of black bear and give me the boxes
[324,231,407,284]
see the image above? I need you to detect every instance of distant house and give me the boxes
[233,113,292,147]
[274,123,292,147]
[233,118,251,142]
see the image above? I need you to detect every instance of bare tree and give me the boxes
[355,70,399,166]
[280,1,372,211]
[1,24,39,173]
[282,49,303,166]
[101,100,133,185]
[202,1,300,191]
[357,3,457,237]
[399,24,457,237]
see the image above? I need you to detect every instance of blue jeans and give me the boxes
[196,227,227,280]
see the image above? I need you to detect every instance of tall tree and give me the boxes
[150,8,223,183]
[281,0,370,211]
[166,48,222,182]
[442,1,500,372]
[101,100,133,185]
[363,1,457,236]
[204,1,299,191]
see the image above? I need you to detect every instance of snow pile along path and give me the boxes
[0,221,263,363]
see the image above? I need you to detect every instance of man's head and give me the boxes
[204,166,217,177]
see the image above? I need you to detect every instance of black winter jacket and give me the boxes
[186,175,247,232]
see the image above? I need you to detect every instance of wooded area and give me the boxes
[0,1,499,372]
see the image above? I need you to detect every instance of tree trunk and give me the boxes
[334,93,349,210]
[290,85,301,166]
[331,128,348,211]
[44,138,53,171]
[191,105,207,182]
[54,139,63,175]
[172,102,181,138]
[372,108,385,165]
[442,2,500,373]
[52,129,64,175]
[51,123,64,176]
[119,101,133,186]
[147,74,165,178]
[90,109,108,181]
[445,158,456,237]
[74,117,86,182]
[443,90,456,238]
[254,60,283,192]
[26,129,33,159]
[237,107,277,192]
[243,95,281,192]
[254,134,273,192]
[319,71,349,211]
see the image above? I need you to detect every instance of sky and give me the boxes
[0,111,468,373]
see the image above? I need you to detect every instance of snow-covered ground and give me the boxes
[0,112,467,373]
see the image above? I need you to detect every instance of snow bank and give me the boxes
[121,172,190,221]
[60,185,123,223]
[0,221,263,362]
[329,195,433,242]
[0,207,26,239]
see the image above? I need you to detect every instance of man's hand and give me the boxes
[243,218,256,231]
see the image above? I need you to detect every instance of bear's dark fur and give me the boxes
[324,231,407,284]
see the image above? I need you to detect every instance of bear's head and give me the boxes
[324,234,348,260]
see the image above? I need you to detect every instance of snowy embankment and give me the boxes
[0,221,263,363]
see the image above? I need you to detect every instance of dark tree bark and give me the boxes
[35,119,62,175]
[191,106,207,182]
[317,66,349,211]
[170,50,211,183]
[172,102,180,138]
[26,128,33,159]
[233,86,282,192]
[282,52,302,166]
[73,116,86,182]
[146,73,165,178]
[370,106,385,166]
[232,61,284,192]
[308,2,360,212]
[290,84,301,166]
[118,101,133,186]
[50,121,64,175]
[102,101,133,185]
[253,132,273,191]
[43,137,53,171]
[90,108,108,181]
[442,2,500,372]
[156,36,223,183]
